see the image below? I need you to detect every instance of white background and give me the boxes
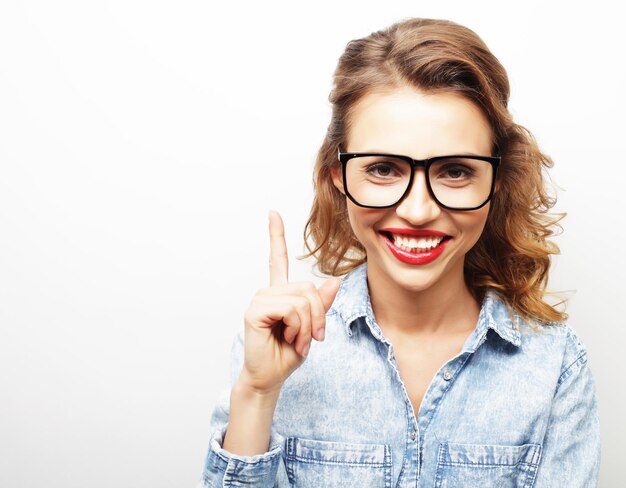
[0,1,623,486]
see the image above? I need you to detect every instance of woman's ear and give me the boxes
[494,175,501,193]
[330,166,345,194]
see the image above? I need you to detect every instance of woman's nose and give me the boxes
[395,169,441,224]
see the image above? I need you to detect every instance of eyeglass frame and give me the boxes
[337,147,501,211]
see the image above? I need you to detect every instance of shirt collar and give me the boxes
[330,263,521,348]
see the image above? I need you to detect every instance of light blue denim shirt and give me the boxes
[198,263,600,487]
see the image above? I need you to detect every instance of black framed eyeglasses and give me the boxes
[337,148,501,211]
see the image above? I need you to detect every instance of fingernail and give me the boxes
[317,328,325,341]
[302,343,310,357]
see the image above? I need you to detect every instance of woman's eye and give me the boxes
[366,163,399,178]
[437,164,474,180]
[446,167,469,178]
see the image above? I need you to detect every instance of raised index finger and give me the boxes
[268,210,288,286]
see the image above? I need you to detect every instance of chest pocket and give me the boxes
[285,437,393,488]
[434,442,542,488]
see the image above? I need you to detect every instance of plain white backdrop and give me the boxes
[1,1,624,486]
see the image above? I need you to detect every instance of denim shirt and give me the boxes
[198,264,600,487]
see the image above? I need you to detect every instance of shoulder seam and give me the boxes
[557,351,588,387]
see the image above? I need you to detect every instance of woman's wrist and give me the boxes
[235,371,283,400]
[232,381,280,408]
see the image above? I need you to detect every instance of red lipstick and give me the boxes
[379,228,450,265]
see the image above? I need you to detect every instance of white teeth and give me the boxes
[391,233,444,253]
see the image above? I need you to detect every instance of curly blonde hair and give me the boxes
[302,18,566,324]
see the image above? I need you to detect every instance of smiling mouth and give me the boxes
[381,231,452,254]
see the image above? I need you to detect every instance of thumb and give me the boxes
[318,277,342,312]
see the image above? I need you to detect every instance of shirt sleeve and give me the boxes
[534,328,601,487]
[196,330,287,488]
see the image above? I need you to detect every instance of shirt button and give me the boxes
[410,431,416,440]
[443,369,453,381]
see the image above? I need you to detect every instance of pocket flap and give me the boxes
[289,438,389,466]
[438,442,542,467]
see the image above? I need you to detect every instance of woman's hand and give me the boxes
[238,210,341,395]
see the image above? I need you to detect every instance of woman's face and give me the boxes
[332,86,494,294]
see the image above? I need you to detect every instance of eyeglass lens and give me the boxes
[345,155,494,209]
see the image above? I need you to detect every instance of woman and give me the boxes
[198,18,600,487]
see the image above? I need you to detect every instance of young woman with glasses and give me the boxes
[198,18,600,487]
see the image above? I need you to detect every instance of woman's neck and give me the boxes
[367,264,480,338]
